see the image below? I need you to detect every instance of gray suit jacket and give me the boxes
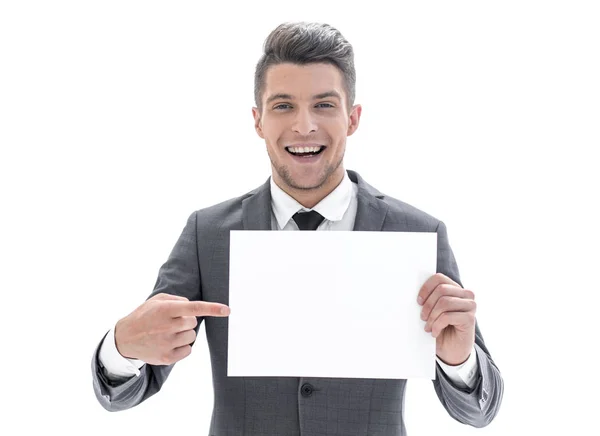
[91,170,503,435]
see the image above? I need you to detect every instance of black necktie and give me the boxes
[292,210,325,230]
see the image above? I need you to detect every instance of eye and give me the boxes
[273,103,335,110]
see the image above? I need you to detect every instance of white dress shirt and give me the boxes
[100,171,480,389]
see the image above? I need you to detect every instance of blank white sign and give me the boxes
[228,230,437,379]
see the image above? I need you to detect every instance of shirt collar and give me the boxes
[270,171,354,229]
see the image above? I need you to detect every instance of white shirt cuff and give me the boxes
[98,327,146,378]
[435,346,479,389]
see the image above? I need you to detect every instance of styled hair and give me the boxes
[254,21,356,113]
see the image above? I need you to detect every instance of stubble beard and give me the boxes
[269,150,345,192]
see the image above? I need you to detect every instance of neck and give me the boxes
[274,168,345,209]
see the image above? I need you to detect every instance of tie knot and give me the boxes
[292,210,325,231]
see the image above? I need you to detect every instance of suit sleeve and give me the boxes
[431,220,504,427]
[91,211,203,412]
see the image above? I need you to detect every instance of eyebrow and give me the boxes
[265,91,342,105]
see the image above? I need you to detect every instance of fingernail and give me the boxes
[221,307,229,315]
[417,296,424,305]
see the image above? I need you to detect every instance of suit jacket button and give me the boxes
[301,383,314,397]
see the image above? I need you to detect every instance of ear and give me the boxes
[252,107,265,139]
[347,104,362,137]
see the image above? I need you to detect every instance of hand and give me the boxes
[114,293,230,365]
[417,273,476,366]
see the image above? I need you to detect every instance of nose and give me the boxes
[292,108,318,135]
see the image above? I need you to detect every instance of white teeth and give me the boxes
[288,146,322,154]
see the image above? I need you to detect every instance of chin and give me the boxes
[291,181,323,191]
[287,173,329,191]
[275,159,339,192]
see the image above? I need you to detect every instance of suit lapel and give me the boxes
[348,170,389,232]
[241,170,389,232]
[242,178,272,230]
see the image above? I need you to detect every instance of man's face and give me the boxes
[253,62,361,192]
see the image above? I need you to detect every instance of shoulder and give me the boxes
[193,190,254,225]
[380,193,442,231]
[350,170,442,231]
[186,183,264,231]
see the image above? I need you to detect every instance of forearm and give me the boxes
[91,331,174,412]
[436,346,479,390]
[432,328,504,428]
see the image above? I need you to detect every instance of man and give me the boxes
[92,21,503,435]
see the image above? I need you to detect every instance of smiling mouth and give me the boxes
[285,146,326,157]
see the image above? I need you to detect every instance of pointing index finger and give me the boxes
[168,300,230,317]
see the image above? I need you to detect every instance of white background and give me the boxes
[1,1,598,435]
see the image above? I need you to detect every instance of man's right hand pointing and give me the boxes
[114,293,230,366]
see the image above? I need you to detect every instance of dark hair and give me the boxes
[254,21,356,113]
